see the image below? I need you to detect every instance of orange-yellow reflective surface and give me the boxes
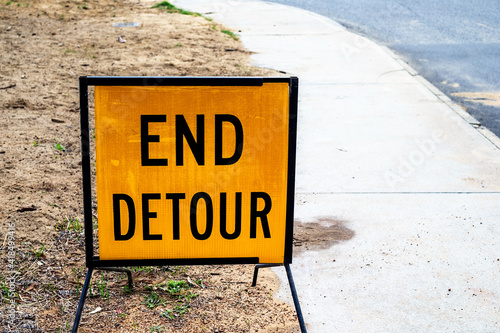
[94,83,290,263]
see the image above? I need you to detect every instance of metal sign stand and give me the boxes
[72,263,306,333]
[73,76,305,332]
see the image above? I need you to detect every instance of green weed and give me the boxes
[164,280,189,297]
[123,285,133,294]
[56,217,83,232]
[143,291,165,308]
[151,1,175,10]
[160,309,174,320]
[173,304,189,318]
[67,217,83,232]
[96,274,109,299]
[53,140,66,151]
[160,303,191,320]
[92,215,98,230]
[150,325,167,333]
[151,1,200,16]
[222,30,239,40]
[156,278,198,300]
[0,280,12,300]
[88,274,109,299]
[170,265,187,275]
[32,244,46,258]
[132,266,157,274]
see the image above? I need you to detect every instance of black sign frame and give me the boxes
[74,76,304,332]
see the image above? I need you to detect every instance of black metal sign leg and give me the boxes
[72,267,94,333]
[252,263,281,287]
[285,264,307,333]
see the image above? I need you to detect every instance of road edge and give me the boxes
[380,45,500,149]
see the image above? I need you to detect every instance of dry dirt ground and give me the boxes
[0,1,351,332]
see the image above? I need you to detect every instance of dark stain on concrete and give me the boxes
[293,216,354,255]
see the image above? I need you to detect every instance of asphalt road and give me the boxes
[267,0,500,137]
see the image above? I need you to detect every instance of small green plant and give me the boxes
[67,217,83,232]
[92,215,98,230]
[170,265,187,276]
[222,30,239,40]
[150,325,167,333]
[6,2,11,5]
[123,285,133,294]
[160,303,191,320]
[88,274,108,299]
[143,291,165,308]
[53,139,66,151]
[0,280,12,300]
[55,217,83,232]
[33,140,38,147]
[151,1,200,16]
[164,280,189,297]
[151,1,175,10]
[160,309,174,320]
[132,266,157,274]
[173,304,190,318]
[32,244,46,258]
[96,274,109,299]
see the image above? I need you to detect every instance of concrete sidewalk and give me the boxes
[174,1,500,332]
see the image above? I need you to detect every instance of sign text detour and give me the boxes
[95,84,290,263]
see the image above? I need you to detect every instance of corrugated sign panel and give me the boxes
[94,82,293,263]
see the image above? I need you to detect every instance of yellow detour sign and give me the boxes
[92,77,297,264]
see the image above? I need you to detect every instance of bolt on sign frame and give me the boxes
[74,76,305,332]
